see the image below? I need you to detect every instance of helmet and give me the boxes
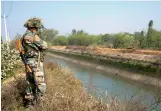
[24,17,44,29]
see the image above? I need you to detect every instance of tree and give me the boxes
[77,29,85,35]
[80,29,84,34]
[113,33,135,48]
[53,36,68,45]
[72,29,77,35]
[149,20,153,28]
[101,34,115,44]
[140,31,146,48]
[147,20,153,47]
[40,29,58,43]
[150,29,161,50]
[134,31,145,48]
[68,33,97,46]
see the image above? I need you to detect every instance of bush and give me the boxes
[1,42,21,80]
[114,33,135,48]
[53,36,68,45]
[68,34,102,46]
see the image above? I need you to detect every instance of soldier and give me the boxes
[21,17,48,105]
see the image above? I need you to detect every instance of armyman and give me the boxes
[21,17,48,103]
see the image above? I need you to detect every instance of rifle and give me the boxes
[16,40,32,73]
[16,39,36,101]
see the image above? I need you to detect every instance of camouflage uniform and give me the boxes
[21,18,48,100]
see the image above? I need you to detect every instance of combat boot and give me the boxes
[25,93,34,100]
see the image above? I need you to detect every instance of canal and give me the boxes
[45,53,161,110]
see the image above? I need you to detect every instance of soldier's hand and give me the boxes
[34,35,48,50]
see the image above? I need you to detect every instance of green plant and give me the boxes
[1,42,21,80]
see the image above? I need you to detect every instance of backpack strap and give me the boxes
[36,51,41,71]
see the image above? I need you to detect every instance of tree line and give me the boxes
[13,20,161,50]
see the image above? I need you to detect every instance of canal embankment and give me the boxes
[2,62,151,111]
[47,47,161,88]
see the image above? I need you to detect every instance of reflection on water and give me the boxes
[45,55,161,110]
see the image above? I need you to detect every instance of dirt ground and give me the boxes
[51,46,161,63]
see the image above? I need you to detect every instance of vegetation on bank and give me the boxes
[1,42,22,81]
[9,20,160,76]
[13,20,161,50]
[49,47,161,76]
[44,20,161,50]
[2,62,159,111]
[1,19,161,111]
[1,40,160,111]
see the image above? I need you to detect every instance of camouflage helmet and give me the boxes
[24,17,44,29]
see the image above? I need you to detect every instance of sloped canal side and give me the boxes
[45,53,161,110]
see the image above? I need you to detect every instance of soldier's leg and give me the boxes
[25,72,37,94]
[24,72,36,106]
[26,58,46,99]
[25,58,37,99]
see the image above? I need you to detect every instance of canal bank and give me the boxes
[49,46,161,74]
[45,52,161,110]
[47,49,161,88]
[3,61,158,111]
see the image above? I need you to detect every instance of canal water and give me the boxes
[45,53,161,110]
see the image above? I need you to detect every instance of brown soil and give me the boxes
[51,46,161,63]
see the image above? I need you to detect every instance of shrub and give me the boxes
[1,42,21,80]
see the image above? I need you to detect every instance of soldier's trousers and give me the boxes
[25,58,46,97]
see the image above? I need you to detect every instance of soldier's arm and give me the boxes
[33,35,48,50]
[23,33,39,51]
[23,34,48,50]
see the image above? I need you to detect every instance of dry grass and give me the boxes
[1,62,150,111]
[1,77,27,111]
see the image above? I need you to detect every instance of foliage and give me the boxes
[113,33,135,48]
[27,20,161,50]
[53,36,68,45]
[67,29,102,46]
[68,33,89,46]
[133,31,145,48]
[147,29,161,50]
[147,20,153,47]
[1,42,21,80]
[68,34,100,46]
[72,29,77,35]
[39,28,58,44]
[101,34,115,45]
